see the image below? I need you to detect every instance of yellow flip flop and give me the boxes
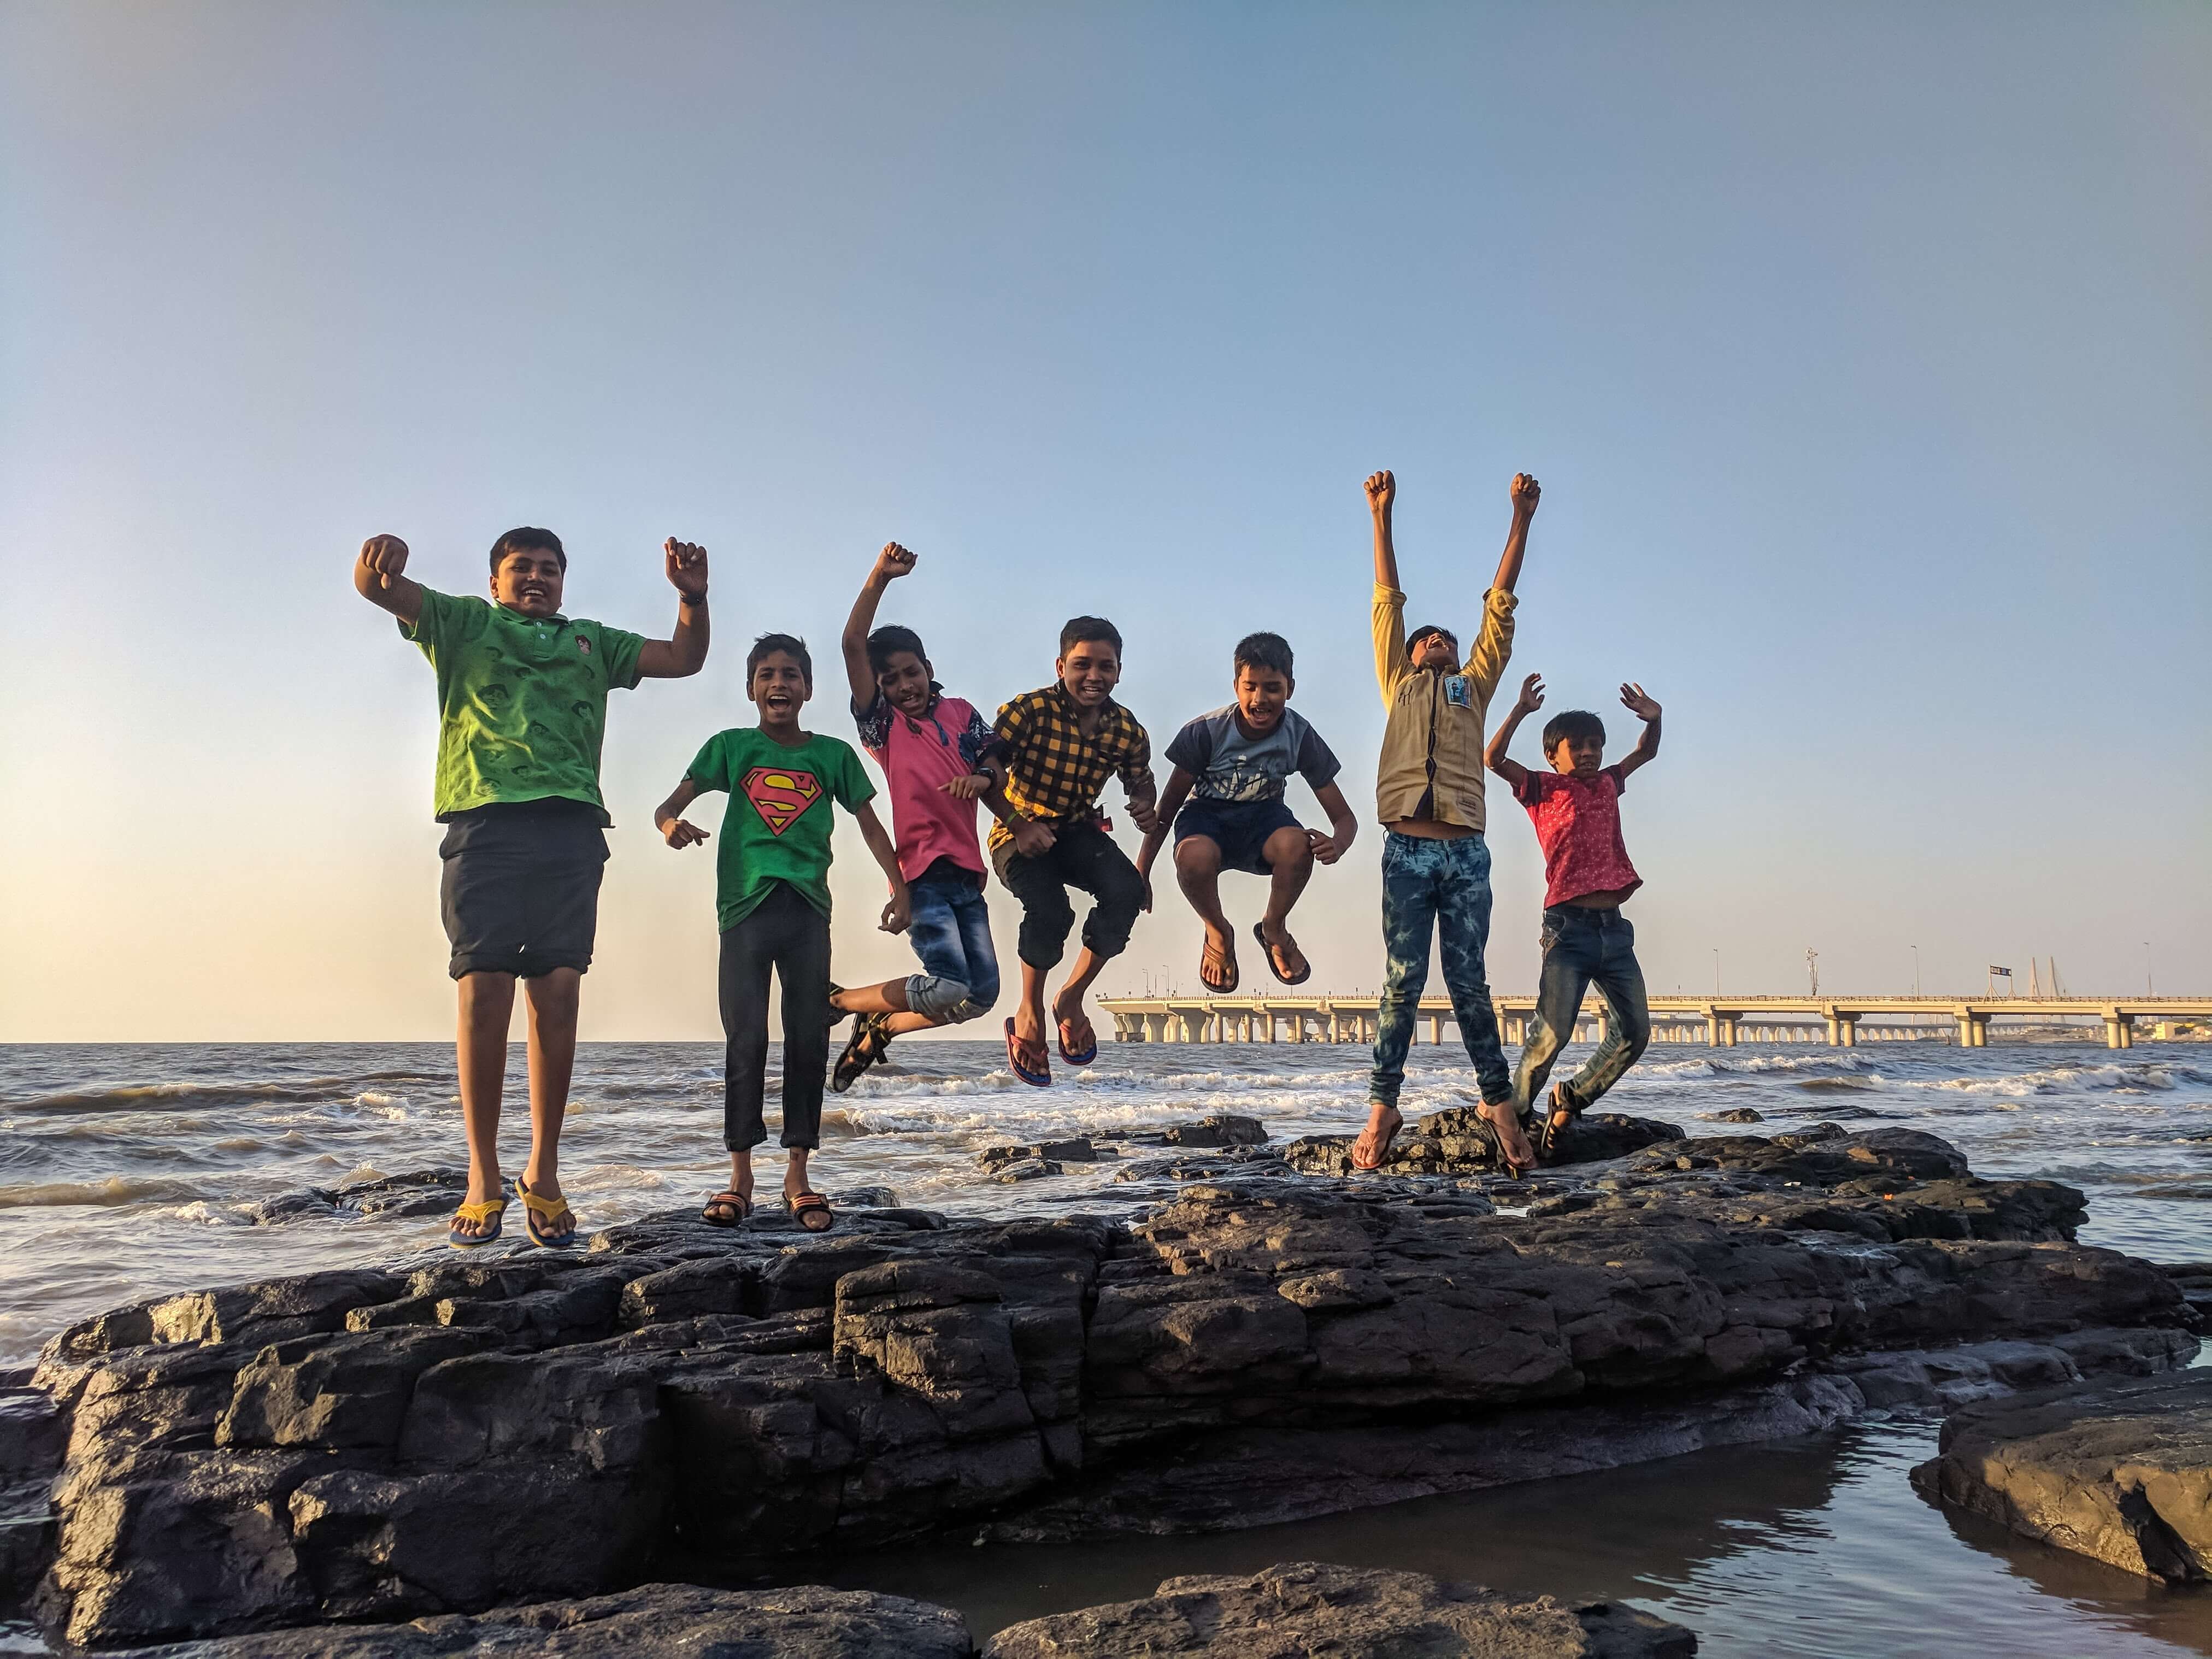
[515,1179,578,1250]
[448,1197,507,1250]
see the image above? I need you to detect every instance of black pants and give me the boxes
[718,883,831,1151]
[997,820,1145,970]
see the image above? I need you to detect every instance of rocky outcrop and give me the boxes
[1911,1371,2212,1581]
[1285,1109,1682,1176]
[20,1128,2197,1648]
[981,1562,1696,1657]
[105,1581,973,1656]
[0,1383,64,1608]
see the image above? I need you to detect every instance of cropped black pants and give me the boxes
[718,882,831,1151]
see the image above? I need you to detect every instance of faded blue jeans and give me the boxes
[903,865,1000,1024]
[1513,905,1651,1114]
[1369,831,1511,1110]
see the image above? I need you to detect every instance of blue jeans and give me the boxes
[1514,905,1651,1114]
[1369,832,1510,1109]
[904,866,1000,1024]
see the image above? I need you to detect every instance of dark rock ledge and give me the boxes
[2,1123,2197,1650]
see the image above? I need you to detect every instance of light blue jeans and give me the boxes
[904,867,999,1024]
[1369,832,1511,1109]
[1513,905,1651,1114]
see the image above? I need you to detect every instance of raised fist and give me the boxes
[873,542,917,583]
[1510,473,1540,515]
[663,538,709,600]
[1365,470,1396,515]
[360,534,410,590]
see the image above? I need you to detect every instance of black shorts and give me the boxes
[1173,796,1304,876]
[438,799,609,980]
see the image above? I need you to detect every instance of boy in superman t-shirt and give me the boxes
[655,633,908,1233]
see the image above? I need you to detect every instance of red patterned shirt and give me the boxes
[1513,764,1641,908]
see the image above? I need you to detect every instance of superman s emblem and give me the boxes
[742,766,824,835]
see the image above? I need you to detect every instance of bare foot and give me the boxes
[1350,1103,1402,1170]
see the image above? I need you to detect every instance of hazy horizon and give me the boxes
[4,1,2206,1042]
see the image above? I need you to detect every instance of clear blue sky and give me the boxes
[3,2,2206,1040]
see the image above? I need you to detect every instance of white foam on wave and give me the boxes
[1911,1063,2205,1098]
[170,1200,258,1228]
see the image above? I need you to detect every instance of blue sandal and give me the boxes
[448,1197,507,1249]
[1005,1019,1052,1087]
[515,1179,578,1249]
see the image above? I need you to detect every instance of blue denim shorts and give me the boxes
[1174,797,1302,875]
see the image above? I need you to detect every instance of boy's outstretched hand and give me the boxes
[664,538,710,599]
[1510,474,1541,517]
[1364,470,1395,515]
[1619,683,1661,720]
[871,542,917,584]
[361,534,409,587]
[662,818,710,849]
[1513,672,1546,715]
[942,772,991,801]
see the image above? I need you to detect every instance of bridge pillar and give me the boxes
[1145,1013,1170,1043]
[1427,1014,1443,1044]
[2105,1014,2134,1050]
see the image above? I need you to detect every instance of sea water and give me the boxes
[5,1036,2212,1654]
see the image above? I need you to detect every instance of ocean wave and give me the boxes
[5,1078,358,1113]
[1640,1054,1877,1081]
[1914,1063,2204,1098]
[0,1174,204,1209]
[170,1200,260,1227]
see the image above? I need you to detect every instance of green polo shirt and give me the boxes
[401,587,646,821]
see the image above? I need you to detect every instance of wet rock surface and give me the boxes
[1912,1370,2212,1581]
[105,1581,973,1656]
[1284,1109,1683,1176]
[18,1126,2198,1646]
[980,1561,1697,1657]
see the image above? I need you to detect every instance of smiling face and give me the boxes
[1410,630,1458,673]
[1057,637,1122,708]
[492,548,566,618]
[750,651,812,733]
[1233,664,1291,733]
[1550,732,1606,776]
[875,650,933,717]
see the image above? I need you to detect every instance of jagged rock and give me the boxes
[0,1385,64,1608]
[980,1139,1102,1172]
[1713,1108,1764,1123]
[989,1158,1063,1183]
[1912,1371,2212,1581]
[21,1131,2198,1648]
[1115,1146,1291,1184]
[1831,1329,2198,1411]
[1132,1116,1268,1149]
[103,1581,973,1656]
[981,1561,1695,1657]
[1284,1110,1682,1177]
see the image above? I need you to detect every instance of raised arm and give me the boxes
[1134,765,1198,906]
[1485,672,1545,792]
[652,775,711,848]
[842,543,915,713]
[1368,470,1413,700]
[853,801,913,933]
[637,539,711,679]
[1612,683,1663,780]
[1367,469,1399,590]
[1490,473,1540,595]
[354,535,425,627]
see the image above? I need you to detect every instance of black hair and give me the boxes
[1233,631,1294,678]
[1405,623,1457,658]
[490,527,567,573]
[867,623,929,675]
[1060,616,1122,657]
[747,632,813,689]
[1543,709,1607,755]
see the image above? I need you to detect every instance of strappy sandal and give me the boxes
[833,1013,893,1093]
[1200,933,1239,994]
[1252,921,1311,987]
[790,1191,835,1232]
[448,1197,507,1250]
[1351,1105,1402,1171]
[1539,1084,1582,1163]
[1056,1013,1098,1067]
[1478,1102,1536,1179]
[701,1189,752,1227]
[515,1179,578,1249]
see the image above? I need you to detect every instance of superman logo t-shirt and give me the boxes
[685,728,874,928]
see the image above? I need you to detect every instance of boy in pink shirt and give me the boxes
[1485,672,1663,1160]
[828,543,1003,1089]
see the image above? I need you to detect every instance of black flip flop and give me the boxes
[790,1191,835,1232]
[1253,922,1312,986]
[701,1189,752,1227]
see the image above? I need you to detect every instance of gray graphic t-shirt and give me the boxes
[1165,705,1340,805]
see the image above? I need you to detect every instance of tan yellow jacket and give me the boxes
[1372,583,1517,830]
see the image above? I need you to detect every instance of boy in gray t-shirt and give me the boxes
[1136,632,1360,990]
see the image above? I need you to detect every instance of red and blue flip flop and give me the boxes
[1056,1015,1098,1067]
[1005,1018,1052,1087]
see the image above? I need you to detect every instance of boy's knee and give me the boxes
[1174,836,1223,876]
[1263,826,1314,870]
[906,974,978,1023]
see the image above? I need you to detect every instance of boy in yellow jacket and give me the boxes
[1356,469,1540,1174]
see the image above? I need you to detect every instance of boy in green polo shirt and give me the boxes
[655,632,909,1234]
[355,526,710,1249]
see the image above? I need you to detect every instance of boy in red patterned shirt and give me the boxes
[1485,672,1662,1160]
